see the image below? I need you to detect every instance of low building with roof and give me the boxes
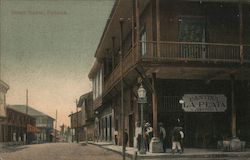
[8,105,55,143]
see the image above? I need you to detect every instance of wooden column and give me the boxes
[239,2,243,63]
[156,0,160,58]
[231,75,237,138]
[135,0,140,61]
[152,73,158,137]
[112,37,115,69]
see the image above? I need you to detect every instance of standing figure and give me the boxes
[135,122,142,150]
[179,127,184,153]
[171,126,182,154]
[114,130,118,145]
[124,129,128,147]
[145,122,153,151]
[158,122,166,152]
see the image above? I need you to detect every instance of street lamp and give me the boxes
[137,83,147,154]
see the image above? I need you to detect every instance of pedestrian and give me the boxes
[135,122,142,150]
[124,129,128,147]
[158,122,166,152]
[171,126,182,154]
[145,122,153,151]
[179,127,184,153]
[114,130,118,145]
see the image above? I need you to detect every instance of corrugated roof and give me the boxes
[8,105,54,120]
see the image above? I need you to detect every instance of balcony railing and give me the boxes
[103,41,250,96]
[104,46,137,94]
[139,41,249,63]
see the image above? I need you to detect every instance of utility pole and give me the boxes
[26,89,29,144]
[54,110,57,142]
[76,99,79,143]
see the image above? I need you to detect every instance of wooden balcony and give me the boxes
[140,41,250,63]
[103,46,137,95]
[103,41,250,95]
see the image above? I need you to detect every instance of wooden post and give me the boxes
[152,73,158,137]
[112,37,115,69]
[231,75,236,138]
[135,0,140,61]
[156,0,160,58]
[239,2,243,63]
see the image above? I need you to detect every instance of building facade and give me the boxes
[0,80,9,142]
[88,0,250,150]
[77,92,95,141]
[8,105,54,143]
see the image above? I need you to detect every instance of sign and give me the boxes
[182,94,227,112]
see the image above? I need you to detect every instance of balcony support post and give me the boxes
[135,0,140,61]
[239,2,243,63]
[156,0,160,58]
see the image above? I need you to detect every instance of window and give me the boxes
[179,16,206,58]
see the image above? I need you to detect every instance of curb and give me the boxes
[88,143,250,159]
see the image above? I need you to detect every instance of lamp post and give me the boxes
[137,83,147,154]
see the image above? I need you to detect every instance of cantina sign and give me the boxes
[182,94,227,112]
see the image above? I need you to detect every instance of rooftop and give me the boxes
[7,105,54,120]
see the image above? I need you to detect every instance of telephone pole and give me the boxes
[26,89,29,144]
[76,99,79,143]
[54,110,57,142]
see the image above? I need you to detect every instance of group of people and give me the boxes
[135,120,185,154]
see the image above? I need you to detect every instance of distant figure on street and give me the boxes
[158,122,166,152]
[124,129,128,147]
[114,130,118,145]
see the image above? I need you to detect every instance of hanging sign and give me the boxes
[182,94,227,112]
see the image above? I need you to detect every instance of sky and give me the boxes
[1,0,114,127]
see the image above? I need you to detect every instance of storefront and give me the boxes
[157,79,250,148]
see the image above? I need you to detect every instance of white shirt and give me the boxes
[135,127,142,137]
[160,127,166,139]
[180,131,184,139]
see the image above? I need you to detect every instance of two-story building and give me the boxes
[89,0,250,151]
[5,107,37,144]
[69,111,82,142]
[8,105,54,143]
[77,92,95,141]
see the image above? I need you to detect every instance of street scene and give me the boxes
[1,0,250,159]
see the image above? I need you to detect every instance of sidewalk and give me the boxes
[88,141,250,159]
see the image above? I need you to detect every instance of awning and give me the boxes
[27,124,40,133]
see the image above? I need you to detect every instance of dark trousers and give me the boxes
[115,135,118,145]
[137,135,141,150]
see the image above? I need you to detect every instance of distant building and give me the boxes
[68,111,82,142]
[0,80,9,142]
[8,105,55,143]
[77,92,95,141]
[5,107,37,144]
[69,92,95,142]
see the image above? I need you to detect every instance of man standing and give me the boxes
[171,126,182,154]
[158,122,166,152]
[124,129,128,147]
[179,127,184,153]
